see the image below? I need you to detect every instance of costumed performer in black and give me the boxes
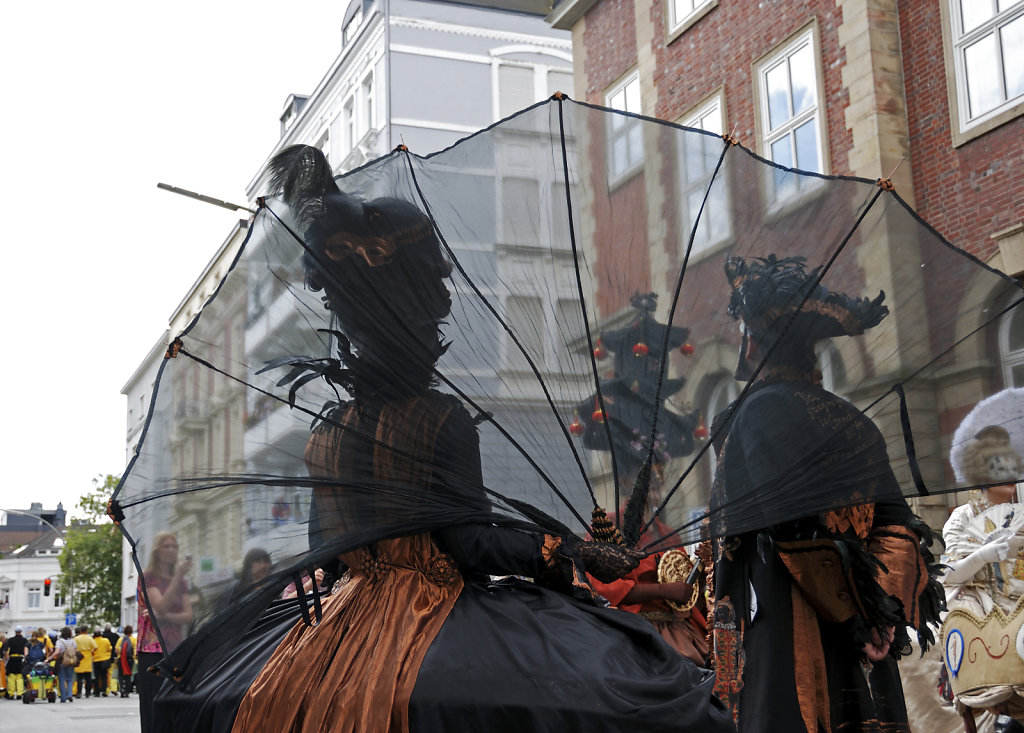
[708,255,943,733]
[156,145,735,733]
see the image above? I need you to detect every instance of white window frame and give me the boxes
[361,71,375,135]
[678,90,730,259]
[496,61,537,120]
[27,584,41,609]
[605,71,644,184]
[665,0,716,41]
[1000,294,1024,387]
[489,47,573,123]
[941,0,1024,145]
[343,97,355,155]
[343,6,364,47]
[753,24,828,206]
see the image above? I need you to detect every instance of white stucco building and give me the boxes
[0,530,66,635]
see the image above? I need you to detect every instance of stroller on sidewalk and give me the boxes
[22,662,57,704]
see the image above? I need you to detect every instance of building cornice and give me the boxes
[545,0,598,30]
[391,15,571,50]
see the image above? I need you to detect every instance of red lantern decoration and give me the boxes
[632,342,649,358]
[591,408,606,423]
[593,339,607,360]
[680,342,695,357]
[569,412,585,437]
[693,415,709,441]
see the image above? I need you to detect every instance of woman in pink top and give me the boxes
[136,532,192,733]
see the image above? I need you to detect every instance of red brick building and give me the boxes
[547,0,1024,527]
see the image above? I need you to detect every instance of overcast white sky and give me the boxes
[0,1,343,515]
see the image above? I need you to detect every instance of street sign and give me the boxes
[65,613,77,627]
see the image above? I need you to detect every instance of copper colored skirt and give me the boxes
[232,535,460,733]
[154,560,734,733]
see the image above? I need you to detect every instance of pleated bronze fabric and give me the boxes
[233,396,463,733]
[231,534,462,733]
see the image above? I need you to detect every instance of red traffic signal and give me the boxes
[44,578,52,596]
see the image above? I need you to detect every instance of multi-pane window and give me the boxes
[756,29,825,199]
[667,0,714,34]
[343,99,355,153]
[949,0,1024,131]
[1001,298,1024,386]
[499,64,535,119]
[27,585,41,609]
[362,72,374,132]
[496,61,573,120]
[606,73,643,182]
[679,94,730,256]
[343,7,363,46]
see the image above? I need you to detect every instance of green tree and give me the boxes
[58,474,121,627]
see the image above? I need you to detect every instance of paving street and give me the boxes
[0,694,140,732]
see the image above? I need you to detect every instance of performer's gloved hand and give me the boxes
[578,541,643,583]
[861,625,894,663]
[943,536,1012,585]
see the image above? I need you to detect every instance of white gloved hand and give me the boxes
[944,538,1012,585]
[977,539,1011,564]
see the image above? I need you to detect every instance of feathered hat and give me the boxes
[267,145,449,293]
[725,255,888,342]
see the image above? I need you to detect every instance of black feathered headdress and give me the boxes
[266,145,453,398]
[725,255,888,343]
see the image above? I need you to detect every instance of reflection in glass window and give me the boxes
[679,95,730,256]
[950,0,1024,129]
[606,73,643,181]
[756,29,825,201]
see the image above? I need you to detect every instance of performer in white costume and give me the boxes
[943,398,1024,732]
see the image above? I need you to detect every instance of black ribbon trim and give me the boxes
[894,384,929,496]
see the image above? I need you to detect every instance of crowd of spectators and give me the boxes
[0,621,136,702]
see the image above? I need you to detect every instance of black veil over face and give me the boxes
[112,97,1024,685]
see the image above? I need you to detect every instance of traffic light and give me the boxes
[44,577,51,596]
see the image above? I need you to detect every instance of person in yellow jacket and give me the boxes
[73,626,98,698]
[37,627,54,653]
[92,630,113,697]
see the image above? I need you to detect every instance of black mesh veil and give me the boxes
[112,97,1024,685]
